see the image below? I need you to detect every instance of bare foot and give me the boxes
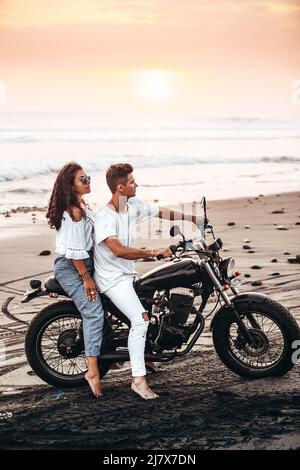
[131,380,159,400]
[85,372,103,398]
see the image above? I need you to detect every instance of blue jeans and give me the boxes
[54,252,104,357]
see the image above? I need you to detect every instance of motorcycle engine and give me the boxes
[148,289,195,352]
[169,291,194,325]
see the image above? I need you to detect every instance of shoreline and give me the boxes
[1,159,300,213]
[0,190,300,226]
[1,188,300,213]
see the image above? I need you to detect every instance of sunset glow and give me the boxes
[133,70,177,101]
[0,1,299,117]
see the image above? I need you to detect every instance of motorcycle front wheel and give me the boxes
[25,300,114,388]
[212,298,300,378]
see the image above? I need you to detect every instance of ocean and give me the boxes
[0,112,299,211]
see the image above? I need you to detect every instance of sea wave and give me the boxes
[0,116,299,144]
[0,155,299,183]
[2,135,300,144]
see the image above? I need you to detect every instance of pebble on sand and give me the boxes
[251,280,262,286]
[251,265,262,269]
[277,225,288,230]
[284,252,290,255]
[244,225,251,229]
[248,250,255,254]
[287,255,300,264]
[271,258,278,263]
[271,272,280,276]
[243,244,251,250]
[227,222,235,226]
[244,274,251,278]
[271,210,284,214]
[39,250,51,256]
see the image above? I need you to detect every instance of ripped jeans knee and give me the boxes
[131,315,149,336]
[142,311,150,322]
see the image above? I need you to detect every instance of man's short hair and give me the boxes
[106,163,133,193]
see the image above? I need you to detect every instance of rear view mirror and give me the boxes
[170,225,181,237]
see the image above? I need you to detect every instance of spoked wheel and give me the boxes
[25,300,114,388]
[212,298,300,378]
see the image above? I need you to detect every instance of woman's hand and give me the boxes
[83,277,98,302]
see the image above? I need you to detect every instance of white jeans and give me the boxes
[104,277,149,377]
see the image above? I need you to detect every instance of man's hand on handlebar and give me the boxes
[195,218,209,229]
[155,247,173,260]
[192,216,208,226]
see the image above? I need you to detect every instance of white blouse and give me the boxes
[56,208,94,260]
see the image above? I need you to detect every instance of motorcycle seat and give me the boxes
[45,276,68,297]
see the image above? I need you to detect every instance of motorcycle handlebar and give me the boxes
[170,244,178,255]
[156,235,210,260]
[156,244,178,260]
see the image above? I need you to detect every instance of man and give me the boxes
[94,163,204,400]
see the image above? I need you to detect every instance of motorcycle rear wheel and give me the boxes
[25,300,114,388]
[212,298,300,378]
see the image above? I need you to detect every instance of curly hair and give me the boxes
[46,162,87,230]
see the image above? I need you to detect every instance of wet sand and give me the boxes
[0,191,300,450]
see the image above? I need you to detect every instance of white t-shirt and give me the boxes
[93,197,158,292]
[56,208,94,259]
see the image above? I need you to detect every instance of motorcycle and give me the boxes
[23,197,300,388]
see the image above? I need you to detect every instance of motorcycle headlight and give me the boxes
[220,257,235,280]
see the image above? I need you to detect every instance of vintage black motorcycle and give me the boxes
[24,198,300,388]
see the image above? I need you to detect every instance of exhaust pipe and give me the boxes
[100,352,176,363]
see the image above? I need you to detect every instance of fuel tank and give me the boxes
[136,258,200,291]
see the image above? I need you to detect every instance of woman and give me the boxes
[46,162,104,398]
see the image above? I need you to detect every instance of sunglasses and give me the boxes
[79,175,91,185]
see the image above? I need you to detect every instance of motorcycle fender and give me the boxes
[21,289,48,303]
[210,292,268,331]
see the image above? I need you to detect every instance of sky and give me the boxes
[0,0,300,118]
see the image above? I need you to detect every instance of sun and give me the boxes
[133,69,177,101]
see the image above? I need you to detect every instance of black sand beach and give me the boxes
[0,191,300,450]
